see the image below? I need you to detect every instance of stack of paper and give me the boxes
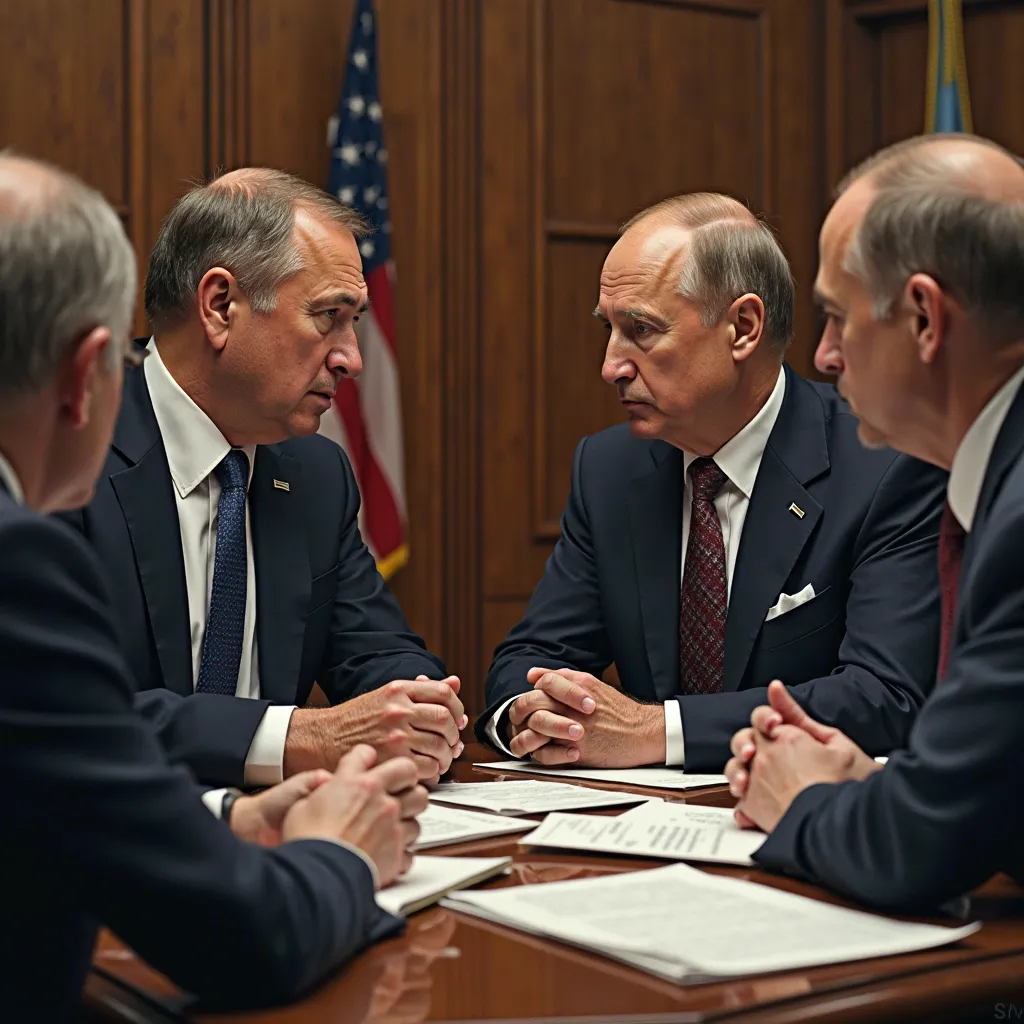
[519,805,766,866]
[442,863,979,982]
[376,855,512,916]
[412,802,532,850]
[430,780,646,815]
[474,760,728,791]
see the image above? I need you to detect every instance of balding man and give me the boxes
[0,154,424,1020]
[64,169,465,792]
[478,193,947,772]
[726,135,1024,910]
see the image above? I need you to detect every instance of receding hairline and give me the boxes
[0,153,78,215]
[620,192,758,237]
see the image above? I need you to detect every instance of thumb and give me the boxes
[335,743,378,778]
[767,681,835,743]
[441,674,461,694]
[285,769,333,796]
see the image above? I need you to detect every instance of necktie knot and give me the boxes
[689,457,726,502]
[216,449,249,492]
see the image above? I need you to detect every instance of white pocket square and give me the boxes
[765,583,817,622]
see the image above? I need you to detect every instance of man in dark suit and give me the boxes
[64,168,464,789]
[726,134,1024,910]
[478,193,947,773]
[0,155,424,1020]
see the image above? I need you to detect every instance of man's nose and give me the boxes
[601,339,634,386]
[814,333,843,376]
[328,338,363,379]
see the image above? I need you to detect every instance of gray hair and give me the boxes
[621,193,795,350]
[0,154,136,399]
[145,168,370,329]
[839,134,1024,340]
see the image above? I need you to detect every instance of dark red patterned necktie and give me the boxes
[937,501,966,681]
[679,457,728,695]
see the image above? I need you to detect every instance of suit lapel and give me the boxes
[723,367,828,691]
[629,442,684,701]
[110,368,193,696]
[250,445,310,704]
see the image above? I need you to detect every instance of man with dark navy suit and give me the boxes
[726,135,1024,911]
[0,154,425,1020]
[478,192,947,773]
[64,169,465,789]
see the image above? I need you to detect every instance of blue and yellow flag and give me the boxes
[926,0,972,132]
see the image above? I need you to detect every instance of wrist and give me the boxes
[227,792,257,841]
[283,707,335,776]
[635,703,667,765]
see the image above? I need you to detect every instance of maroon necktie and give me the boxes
[937,501,966,681]
[679,457,728,695]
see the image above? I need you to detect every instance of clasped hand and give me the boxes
[724,680,882,833]
[507,667,664,768]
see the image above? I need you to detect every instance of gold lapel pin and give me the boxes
[788,502,805,519]
[273,479,290,492]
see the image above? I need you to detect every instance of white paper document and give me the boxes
[520,810,766,866]
[375,855,512,917]
[413,802,532,850]
[441,863,980,983]
[475,760,728,791]
[430,779,646,815]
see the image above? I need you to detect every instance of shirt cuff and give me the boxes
[663,700,685,766]
[243,706,296,787]
[202,788,229,818]
[316,838,382,891]
[484,695,524,757]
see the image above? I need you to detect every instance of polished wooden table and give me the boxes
[84,743,1024,1023]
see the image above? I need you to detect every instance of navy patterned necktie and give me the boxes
[196,449,250,696]
[936,501,966,682]
[679,457,728,695]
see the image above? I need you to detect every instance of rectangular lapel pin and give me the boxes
[273,479,290,492]
[788,502,805,519]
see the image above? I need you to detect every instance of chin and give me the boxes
[855,421,891,451]
[286,413,323,438]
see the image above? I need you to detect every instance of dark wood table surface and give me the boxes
[84,743,1024,1023]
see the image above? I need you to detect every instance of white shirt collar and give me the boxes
[144,339,256,497]
[947,362,1024,532]
[683,367,787,498]
[0,451,25,504]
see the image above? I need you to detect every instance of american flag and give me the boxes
[320,0,408,579]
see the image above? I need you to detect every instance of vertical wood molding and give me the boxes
[126,0,149,331]
[441,0,484,700]
[207,0,250,171]
[758,6,775,213]
[825,0,847,191]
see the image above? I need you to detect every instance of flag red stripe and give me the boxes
[332,376,405,558]
[365,264,397,355]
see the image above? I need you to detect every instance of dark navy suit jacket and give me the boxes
[0,482,397,1022]
[62,359,445,786]
[479,366,948,771]
[755,381,1024,911]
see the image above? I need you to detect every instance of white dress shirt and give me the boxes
[946,363,1024,532]
[488,367,787,766]
[145,342,295,788]
[0,451,25,505]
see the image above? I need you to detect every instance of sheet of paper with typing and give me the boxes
[430,780,647,815]
[412,802,532,850]
[474,760,727,791]
[442,863,979,983]
[519,809,766,865]
[375,855,512,916]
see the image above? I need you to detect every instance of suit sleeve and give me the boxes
[676,454,946,771]
[317,445,447,702]
[476,437,614,746]
[55,506,273,788]
[752,497,1024,912]
[0,514,401,1010]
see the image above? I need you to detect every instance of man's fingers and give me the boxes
[733,806,759,830]
[412,755,441,784]
[508,690,560,726]
[508,728,551,758]
[533,672,596,714]
[751,704,783,739]
[410,702,461,746]
[396,784,429,820]
[370,754,421,794]
[724,756,748,798]
[729,727,757,762]
[766,680,834,743]
[335,743,379,778]
[402,680,466,725]
[401,818,422,850]
[530,742,580,766]
[524,708,584,743]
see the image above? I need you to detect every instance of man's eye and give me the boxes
[322,309,337,321]
[633,322,652,337]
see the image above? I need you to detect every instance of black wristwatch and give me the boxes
[220,788,243,826]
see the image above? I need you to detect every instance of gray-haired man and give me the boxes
[64,168,464,791]
[478,192,949,773]
[0,153,425,1020]
[727,134,1024,911]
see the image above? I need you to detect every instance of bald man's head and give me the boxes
[616,192,794,350]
